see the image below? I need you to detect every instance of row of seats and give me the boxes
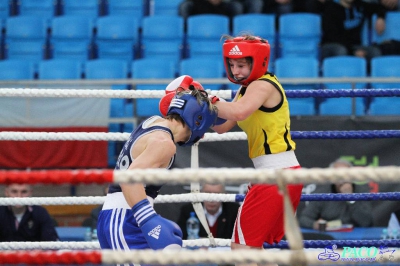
[1,55,399,117]
[1,12,399,68]
[0,0,181,21]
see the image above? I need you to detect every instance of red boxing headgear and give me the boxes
[223,37,270,86]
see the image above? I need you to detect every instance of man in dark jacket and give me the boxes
[0,184,59,242]
[321,0,387,62]
[177,183,240,240]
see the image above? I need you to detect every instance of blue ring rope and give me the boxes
[234,192,400,202]
[231,89,400,98]
[264,239,400,249]
[291,130,400,139]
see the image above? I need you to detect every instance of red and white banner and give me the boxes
[0,97,109,169]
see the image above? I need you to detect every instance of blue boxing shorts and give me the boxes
[97,192,150,250]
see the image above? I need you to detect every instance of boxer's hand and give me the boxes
[209,96,227,125]
[159,93,175,117]
[132,199,182,250]
[165,75,193,94]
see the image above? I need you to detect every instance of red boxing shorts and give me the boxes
[232,166,303,247]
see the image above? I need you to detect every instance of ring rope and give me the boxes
[1,239,399,250]
[1,88,400,99]
[0,88,232,99]
[0,239,229,250]
[2,192,400,206]
[0,249,396,265]
[1,167,399,185]
[1,130,400,142]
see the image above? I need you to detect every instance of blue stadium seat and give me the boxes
[368,55,400,115]
[233,14,275,69]
[132,58,176,118]
[50,16,93,61]
[370,55,400,89]
[141,15,184,70]
[179,58,224,90]
[38,59,82,79]
[152,0,182,16]
[5,16,48,62]
[0,0,11,21]
[187,14,229,59]
[0,59,35,79]
[18,0,56,23]
[96,15,140,62]
[278,13,321,59]
[275,57,319,90]
[275,57,319,116]
[372,12,400,44]
[62,0,99,20]
[107,0,143,23]
[85,59,132,166]
[368,98,400,115]
[319,56,367,115]
[288,99,316,116]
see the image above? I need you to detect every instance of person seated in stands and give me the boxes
[177,183,240,239]
[320,0,388,66]
[0,184,59,241]
[298,158,373,230]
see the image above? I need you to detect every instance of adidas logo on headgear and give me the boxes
[229,45,242,55]
[148,225,161,239]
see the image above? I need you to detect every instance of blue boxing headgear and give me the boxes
[167,91,217,146]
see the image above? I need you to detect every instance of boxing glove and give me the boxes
[132,199,182,250]
[159,92,175,117]
[165,75,193,94]
[190,80,204,91]
[160,75,196,116]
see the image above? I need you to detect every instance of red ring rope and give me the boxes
[0,170,113,185]
[0,250,101,264]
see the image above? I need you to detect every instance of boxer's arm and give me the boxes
[121,132,176,208]
[132,199,182,250]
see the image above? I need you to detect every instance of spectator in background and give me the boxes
[237,0,264,13]
[179,0,243,31]
[179,0,242,20]
[177,183,240,239]
[298,158,373,230]
[0,184,59,241]
[320,0,387,64]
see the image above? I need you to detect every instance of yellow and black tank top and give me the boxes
[237,73,296,159]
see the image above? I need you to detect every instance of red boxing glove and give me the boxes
[160,75,194,116]
[190,80,204,91]
[159,92,175,117]
[165,75,193,94]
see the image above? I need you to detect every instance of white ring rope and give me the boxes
[99,249,383,265]
[0,193,237,206]
[112,166,400,185]
[0,88,232,99]
[0,239,231,250]
[0,131,246,142]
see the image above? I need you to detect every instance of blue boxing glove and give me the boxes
[132,199,182,250]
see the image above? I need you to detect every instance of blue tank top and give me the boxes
[108,116,175,199]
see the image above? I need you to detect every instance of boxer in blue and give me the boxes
[97,76,219,253]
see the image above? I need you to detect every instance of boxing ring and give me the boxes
[1,84,400,265]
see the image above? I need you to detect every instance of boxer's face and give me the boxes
[228,58,251,83]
